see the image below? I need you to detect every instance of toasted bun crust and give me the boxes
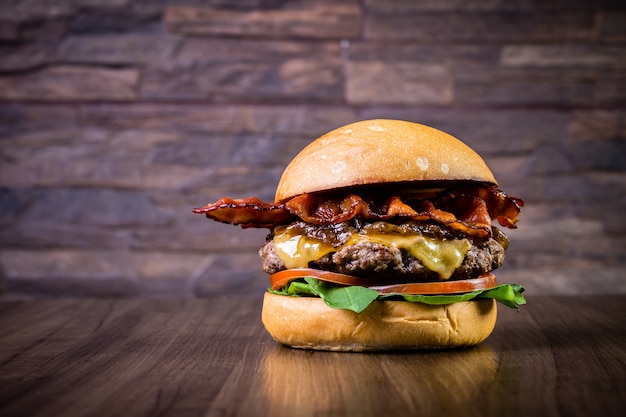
[262,292,497,351]
[275,119,497,202]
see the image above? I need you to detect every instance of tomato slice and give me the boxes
[370,273,497,295]
[269,268,497,295]
[270,268,383,290]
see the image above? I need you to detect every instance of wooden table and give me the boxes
[0,295,624,417]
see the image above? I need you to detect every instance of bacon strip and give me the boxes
[192,197,292,228]
[193,186,523,237]
[286,193,493,238]
[439,186,524,229]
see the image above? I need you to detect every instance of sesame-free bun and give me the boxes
[275,119,497,202]
[261,292,497,352]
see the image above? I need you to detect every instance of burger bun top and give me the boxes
[275,119,497,202]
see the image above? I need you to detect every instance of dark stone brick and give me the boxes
[592,75,626,105]
[527,146,574,175]
[0,187,32,226]
[599,12,626,41]
[580,202,626,234]
[567,142,626,171]
[0,0,82,21]
[76,103,356,135]
[346,62,453,105]
[193,252,268,297]
[0,19,68,41]
[363,0,605,13]
[151,133,311,168]
[0,102,358,141]
[134,0,290,13]
[5,276,141,298]
[482,155,529,185]
[0,103,79,135]
[365,12,596,42]
[141,58,343,102]
[349,43,500,65]
[0,43,58,71]
[131,222,268,253]
[0,224,131,250]
[568,110,626,142]
[167,37,340,63]
[455,65,626,106]
[523,173,626,204]
[500,265,626,295]
[0,249,211,297]
[0,66,139,101]
[510,225,621,263]
[68,10,161,34]
[0,20,20,41]
[501,45,626,68]
[59,34,179,65]
[3,188,174,227]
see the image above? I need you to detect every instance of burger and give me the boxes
[194,119,525,351]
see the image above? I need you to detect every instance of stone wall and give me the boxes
[1,0,625,298]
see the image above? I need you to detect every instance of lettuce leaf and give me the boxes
[268,278,526,314]
[304,277,380,313]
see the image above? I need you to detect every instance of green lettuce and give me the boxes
[269,277,526,314]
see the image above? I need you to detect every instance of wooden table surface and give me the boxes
[0,295,624,417]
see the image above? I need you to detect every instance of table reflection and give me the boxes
[260,344,498,416]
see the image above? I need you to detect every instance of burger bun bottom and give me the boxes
[261,292,497,352]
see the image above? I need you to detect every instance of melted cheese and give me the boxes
[273,225,472,280]
[273,227,336,270]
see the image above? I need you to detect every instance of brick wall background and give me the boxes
[1,0,625,298]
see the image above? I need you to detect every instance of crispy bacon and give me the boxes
[438,186,524,229]
[286,193,494,238]
[192,197,292,228]
[193,185,523,237]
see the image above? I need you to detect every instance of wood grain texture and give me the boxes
[0,295,624,417]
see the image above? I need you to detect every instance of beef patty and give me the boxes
[259,221,506,282]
